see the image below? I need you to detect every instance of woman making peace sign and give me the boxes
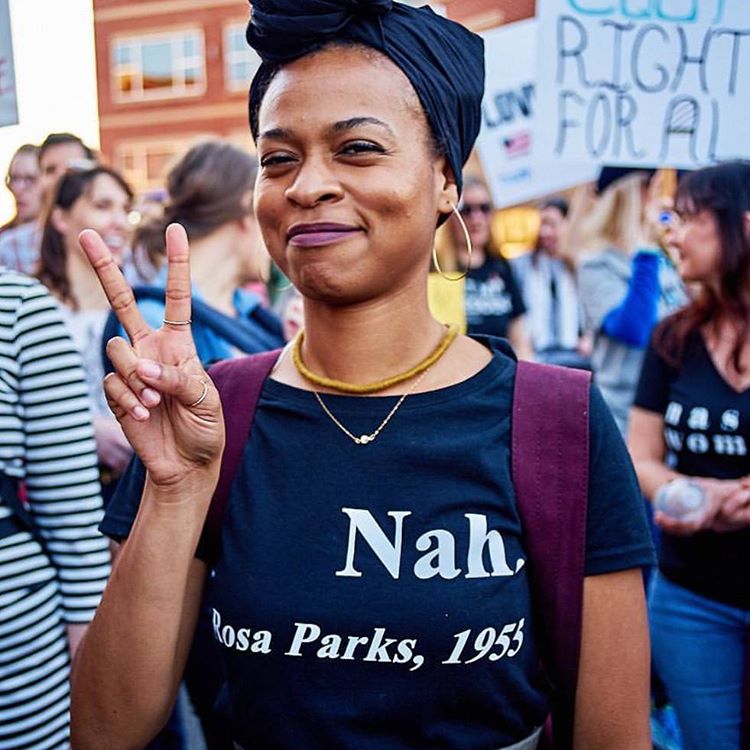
[71,3,654,748]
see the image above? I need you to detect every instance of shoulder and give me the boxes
[0,269,59,311]
[0,222,36,246]
[509,252,532,274]
[487,255,512,272]
[579,247,627,272]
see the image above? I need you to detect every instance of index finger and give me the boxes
[162,223,192,328]
[79,229,151,343]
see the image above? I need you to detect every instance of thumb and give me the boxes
[136,359,216,411]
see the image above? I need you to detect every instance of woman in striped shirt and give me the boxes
[0,268,110,749]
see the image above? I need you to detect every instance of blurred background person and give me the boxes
[102,140,282,750]
[0,268,110,750]
[578,167,687,435]
[439,175,532,358]
[108,140,283,368]
[37,165,134,502]
[0,133,96,275]
[628,161,750,749]
[121,188,168,287]
[0,144,42,235]
[511,196,590,368]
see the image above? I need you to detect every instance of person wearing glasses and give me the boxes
[1,144,42,235]
[443,176,532,359]
[0,133,96,275]
[628,161,750,749]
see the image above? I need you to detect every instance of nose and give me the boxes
[665,222,683,249]
[284,155,343,208]
[112,207,130,232]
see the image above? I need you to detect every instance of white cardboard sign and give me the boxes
[477,19,597,208]
[534,0,750,168]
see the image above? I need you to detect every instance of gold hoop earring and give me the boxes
[432,201,473,282]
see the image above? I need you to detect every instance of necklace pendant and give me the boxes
[358,434,373,445]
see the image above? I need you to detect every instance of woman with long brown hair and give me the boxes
[629,161,750,748]
[37,166,135,496]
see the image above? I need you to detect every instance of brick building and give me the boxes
[93,0,534,194]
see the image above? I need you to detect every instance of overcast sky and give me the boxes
[0,0,99,222]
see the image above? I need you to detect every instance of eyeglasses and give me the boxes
[458,202,492,217]
[5,173,38,189]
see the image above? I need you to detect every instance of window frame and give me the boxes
[111,29,207,103]
[223,22,261,93]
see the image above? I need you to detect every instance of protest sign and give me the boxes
[535,0,750,168]
[477,19,597,208]
[0,0,17,128]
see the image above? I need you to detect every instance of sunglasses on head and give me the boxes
[458,202,492,217]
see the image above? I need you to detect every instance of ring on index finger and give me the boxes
[163,318,192,326]
[189,379,209,408]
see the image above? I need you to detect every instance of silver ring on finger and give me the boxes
[189,379,209,408]
[163,318,192,326]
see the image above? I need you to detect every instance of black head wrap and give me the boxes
[246,0,485,197]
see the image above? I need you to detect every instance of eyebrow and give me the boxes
[258,117,395,143]
[330,117,395,137]
[257,127,292,142]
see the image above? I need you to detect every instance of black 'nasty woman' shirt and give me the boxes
[635,332,750,608]
[103,337,653,749]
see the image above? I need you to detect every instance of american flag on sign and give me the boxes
[503,131,531,159]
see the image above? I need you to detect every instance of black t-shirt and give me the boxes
[103,337,653,749]
[465,257,526,338]
[634,332,750,607]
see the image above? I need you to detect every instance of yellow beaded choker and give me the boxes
[292,325,459,395]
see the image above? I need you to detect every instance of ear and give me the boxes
[50,206,69,236]
[436,158,459,222]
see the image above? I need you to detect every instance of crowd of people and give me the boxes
[0,1,748,749]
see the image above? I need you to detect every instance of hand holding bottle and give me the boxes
[654,477,745,536]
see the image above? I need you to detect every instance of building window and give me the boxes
[224,23,261,91]
[116,141,186,193]
[112,30,206,102]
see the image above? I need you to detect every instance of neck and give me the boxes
[459,245,486,269]
[65,248,110,310]
[189,229,242,316]
[300,277,446,386]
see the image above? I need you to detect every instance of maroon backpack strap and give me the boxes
[512,360,591,750]
[197,350,282,565]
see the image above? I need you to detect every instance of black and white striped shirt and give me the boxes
[0,269,110,619]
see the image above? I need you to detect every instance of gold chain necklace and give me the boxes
[292,325,458,394]
[313,367,431,445]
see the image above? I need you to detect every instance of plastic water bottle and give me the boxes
[655,478,707,524]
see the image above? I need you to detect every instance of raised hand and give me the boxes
[639,170,673,250]
[79,224,225,489]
